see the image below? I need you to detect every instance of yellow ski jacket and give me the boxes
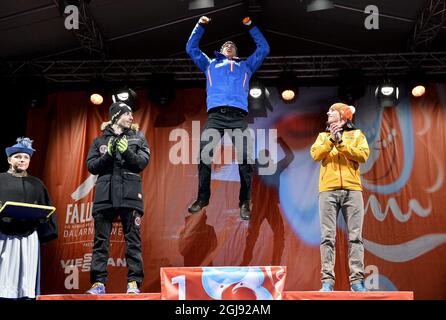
[310,129,369,192]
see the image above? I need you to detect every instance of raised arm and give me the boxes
[186,16,212,72]
[244,17,270,72]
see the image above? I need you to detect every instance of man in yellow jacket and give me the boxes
[310,103,370,292]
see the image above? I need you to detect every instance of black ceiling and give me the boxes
[1,0,445,61]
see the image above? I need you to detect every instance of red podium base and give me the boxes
[37,291,413,300]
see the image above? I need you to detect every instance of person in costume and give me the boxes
[0,137,58,299]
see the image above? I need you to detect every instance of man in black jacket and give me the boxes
[85,102,150,294]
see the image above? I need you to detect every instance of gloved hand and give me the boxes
[107,137,115,156]
[242,17,252,26]
[116,136,128,153]
[199,16,210,25]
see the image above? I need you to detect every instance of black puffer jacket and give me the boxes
[86,123,150,215]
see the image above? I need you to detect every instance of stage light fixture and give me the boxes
[248,78,271,119]
[249,77,264,99]
[408,69,427,98]
[88,78,107,106]
[307,0,334,12]
[90,93,104,105]
[112,86,138,109]
[380,85,394,96]
[278,72,298,103]
[188,0,214,10]
[375,79,399,107]
[411,85,426,98]
[249,88,262,98]
[281,90,295,101]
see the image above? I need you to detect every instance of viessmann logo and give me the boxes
[62,253,127,290]
[61,253,126,273]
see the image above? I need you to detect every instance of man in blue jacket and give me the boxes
[186,16,270,220]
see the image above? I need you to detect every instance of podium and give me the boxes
[0,201,55,220]
[160,266,287,300]
[37,265,414,300]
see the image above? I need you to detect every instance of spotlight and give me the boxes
[112,86,138,109]
[248,89,266,113]
[89,78,107,105]
[307,0,334,12]
[408,69,427,98]
[90,93,104,105]
[380,85,394,96]
[114,90,129,101]
[250,88,262,98]
[249,77,264,99]
[278,72,298,103]
[281,90,295,101]
[188,0,214,10]
[411,85,426,97]
[248,78,271,119]
[375,79,399,107]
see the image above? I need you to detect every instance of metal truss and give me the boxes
[57,0,107,58]
[408,0,446,51]
[2,52,446,83]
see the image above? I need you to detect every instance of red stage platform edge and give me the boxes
[37,293,161,300]
[37,291,413,300]
[283,291,414,300]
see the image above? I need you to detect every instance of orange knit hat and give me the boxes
[329,103,356,121]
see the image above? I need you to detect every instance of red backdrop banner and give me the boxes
[27,86,446,299]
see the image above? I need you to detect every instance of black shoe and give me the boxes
[239,201,251,220]
[188,199,209,213]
